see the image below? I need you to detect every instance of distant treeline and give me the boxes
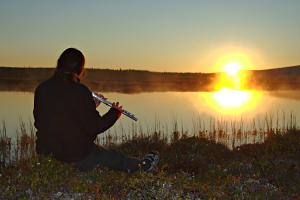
[0,66,300,93]
[0,67,216,93]
[248,65,300,90]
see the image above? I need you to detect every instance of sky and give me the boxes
[0,0,300,73]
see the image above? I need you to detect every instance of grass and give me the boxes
[0,118,300,199]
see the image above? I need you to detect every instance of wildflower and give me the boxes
[26,189,32,197]
[55,192,63,198]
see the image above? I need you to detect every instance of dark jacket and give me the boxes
[33,71,120,162]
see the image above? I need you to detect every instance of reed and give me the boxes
[97,112,298,150]
[0,121,11,166]
[0,120,36,167]
[0,112,298,166]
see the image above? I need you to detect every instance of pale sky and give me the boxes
[0,0,300,72]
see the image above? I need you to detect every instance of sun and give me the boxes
[214,61,245,90]
[206,54,259,110]
[212,61,253,109]
[224,62,241,76]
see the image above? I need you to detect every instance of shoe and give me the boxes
[140,151,159,172]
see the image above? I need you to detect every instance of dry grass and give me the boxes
[0,115,300,199]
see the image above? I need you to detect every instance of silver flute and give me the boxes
[92,93,138,121]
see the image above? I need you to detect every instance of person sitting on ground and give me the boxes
[33,48,159,172]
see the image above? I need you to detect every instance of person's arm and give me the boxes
[33,86,40,129]
[77,86,122,138]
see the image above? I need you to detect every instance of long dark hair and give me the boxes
[56,48,85,75]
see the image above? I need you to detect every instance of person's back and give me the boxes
[34,72,102,162]
[34,48,159,172]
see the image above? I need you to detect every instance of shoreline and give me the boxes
[1,66,300,93]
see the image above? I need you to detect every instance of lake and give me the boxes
[0,90,300,147]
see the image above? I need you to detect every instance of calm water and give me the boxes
[0,90,300,144]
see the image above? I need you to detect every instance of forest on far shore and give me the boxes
[0,66,300,93]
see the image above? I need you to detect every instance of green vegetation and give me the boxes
[1,119,300,199]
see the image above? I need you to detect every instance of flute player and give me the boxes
[33,48,159,172]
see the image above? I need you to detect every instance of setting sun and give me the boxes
[210,59,256,110]
[214,60,248,90]
[224,62,241,76]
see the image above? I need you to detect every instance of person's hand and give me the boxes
[112,102,123,118]
[93,93,107,108]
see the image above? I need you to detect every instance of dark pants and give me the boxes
[74,144,141,173]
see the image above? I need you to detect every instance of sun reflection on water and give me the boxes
[195,89,261,116]
[213,88,251,108]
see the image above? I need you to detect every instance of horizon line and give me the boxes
[0,65,300,74]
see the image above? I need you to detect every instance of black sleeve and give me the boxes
[76,86,121,138]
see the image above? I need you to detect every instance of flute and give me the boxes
[92,93,138,121]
